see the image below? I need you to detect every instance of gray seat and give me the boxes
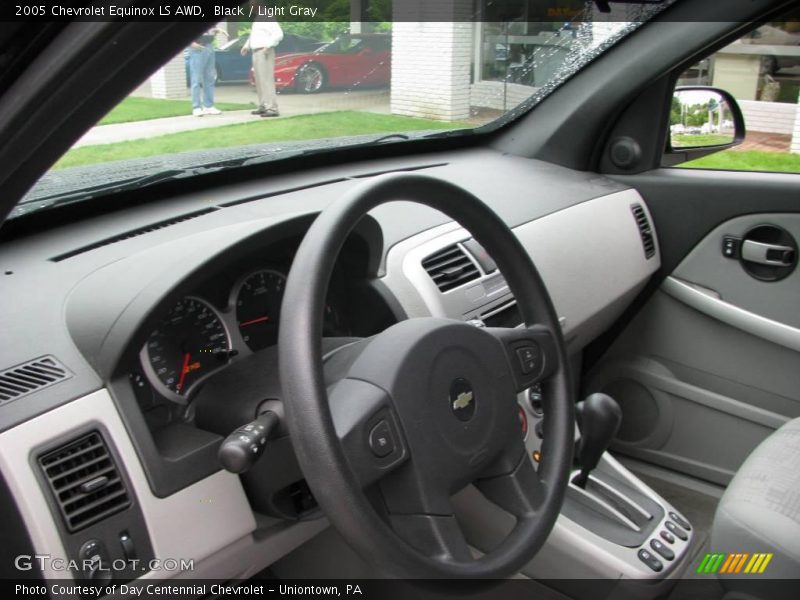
[711,417,800,598]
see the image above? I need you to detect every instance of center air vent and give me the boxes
[39,432,130,532]
[631,204,656,259]
[422,244,480,292]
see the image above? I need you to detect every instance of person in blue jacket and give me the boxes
[188,27,225,116]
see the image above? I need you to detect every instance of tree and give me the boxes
[670,96,682,125]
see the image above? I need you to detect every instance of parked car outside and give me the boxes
[185,33,324,84]
[250,33,392,94]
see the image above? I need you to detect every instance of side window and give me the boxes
[675,19,800,174]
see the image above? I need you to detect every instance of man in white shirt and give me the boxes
[241,2,284,117]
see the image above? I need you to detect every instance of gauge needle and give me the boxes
[240,316,270,327]
[177,352,191,392]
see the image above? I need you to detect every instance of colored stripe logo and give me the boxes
[697,552,773,574]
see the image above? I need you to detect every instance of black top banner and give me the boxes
[4,1,798,24]
[2,0,673,24]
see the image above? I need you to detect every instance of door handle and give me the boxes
[740,239,795,267]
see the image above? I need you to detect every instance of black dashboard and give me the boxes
[0,147,660,583]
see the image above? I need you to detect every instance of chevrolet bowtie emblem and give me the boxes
[450,378,476,421]
[453,391,474,411]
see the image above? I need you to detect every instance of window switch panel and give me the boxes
[722,236,741,259]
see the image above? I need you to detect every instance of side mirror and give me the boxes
[664,86,745,166]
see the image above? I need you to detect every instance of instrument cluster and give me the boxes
[139,266,348,404]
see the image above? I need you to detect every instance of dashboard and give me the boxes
[0,147,660,583]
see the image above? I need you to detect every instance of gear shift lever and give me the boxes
[573,393,622,488]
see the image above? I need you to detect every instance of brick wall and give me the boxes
[150,52,187,100]
[739,100,798,135]
[390,20,473,121]
[469,81,535,112]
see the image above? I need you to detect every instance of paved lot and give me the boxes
[737,131,792,153]
[75,84,390,147]
[214,82,391,114]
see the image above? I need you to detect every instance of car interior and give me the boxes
[0,1,798,599]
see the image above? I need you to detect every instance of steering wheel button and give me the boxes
[516,346,540,374]
[368,420,395,458]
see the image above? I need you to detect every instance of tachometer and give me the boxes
[235,269,286,352]
[142,297,231,402]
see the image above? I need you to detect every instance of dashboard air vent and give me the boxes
[422,244,480,292]
[631,204,656,259]
[51,207,219,261]
[0,356,71,407]
[39,432,131,532]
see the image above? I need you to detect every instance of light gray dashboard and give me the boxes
[0,146,660,584]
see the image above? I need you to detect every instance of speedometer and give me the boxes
[142,297,231,402]
[235,269,286,352]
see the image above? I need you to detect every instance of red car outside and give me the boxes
[250,33,391,93]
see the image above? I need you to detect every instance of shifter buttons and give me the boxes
[665,520,688,541]
[650,538,675,561]
[669,511,692,531]
[637,549,663,572]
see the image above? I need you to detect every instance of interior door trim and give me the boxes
[662,276,800,353]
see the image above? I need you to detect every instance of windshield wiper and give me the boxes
[12,151,314,218]
[234,132,430,169]
[14,131,465,219]
[14,166,226,217]
[423,129,474,139]
[371,133,411,143]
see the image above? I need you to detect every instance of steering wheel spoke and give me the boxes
[328,377,409,488]
[476,440,546,519]
[486,325,559,392]
[389,510,473,563]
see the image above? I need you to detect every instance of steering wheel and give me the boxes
[279,173,574,578]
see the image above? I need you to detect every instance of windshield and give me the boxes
[13,0,671,219]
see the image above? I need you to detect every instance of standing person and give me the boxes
[188,27,224,117]
[241,2,283,118]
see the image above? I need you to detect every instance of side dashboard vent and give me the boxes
[631,204,656,259]
[422,244,480,292]
[51,207,219,261]
[0,356,71,406]
[39,432,131,532]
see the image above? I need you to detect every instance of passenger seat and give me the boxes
[710,417,800,599]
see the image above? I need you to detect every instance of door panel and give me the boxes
[588,173,800,486]
[672,213,800,328]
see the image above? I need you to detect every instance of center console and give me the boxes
[382,196,693,593]
[449,378,695,594]
[522,391,693,577]
[453,384,694,594]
